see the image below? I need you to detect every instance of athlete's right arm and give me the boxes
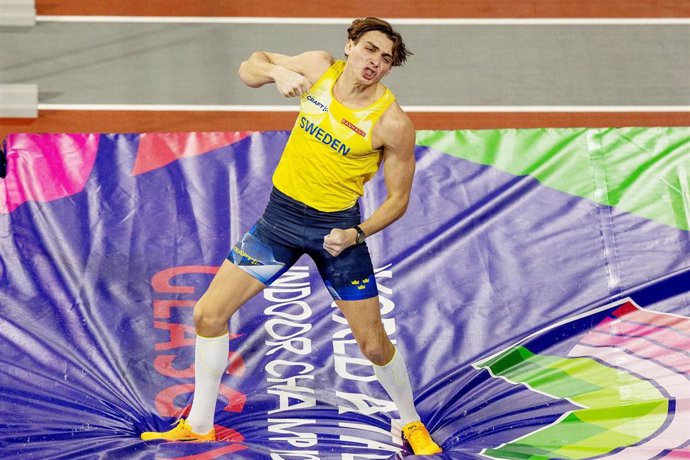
[238,51,333,98]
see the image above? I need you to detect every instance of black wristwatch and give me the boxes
[353,225,366,245]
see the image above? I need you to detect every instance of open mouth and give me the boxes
[362,67,376,80]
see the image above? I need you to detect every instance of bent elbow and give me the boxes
[397,202,409,220]
[237,61,255,87]
[392,196,410,221]
[238,52,268,87]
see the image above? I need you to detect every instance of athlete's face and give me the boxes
[344,31,394,84]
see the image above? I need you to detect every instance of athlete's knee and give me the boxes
[358,336,393,366]
[193,302,229,337]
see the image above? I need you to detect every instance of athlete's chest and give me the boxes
[299,87,385,154]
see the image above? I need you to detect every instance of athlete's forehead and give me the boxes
[356,30,394,56]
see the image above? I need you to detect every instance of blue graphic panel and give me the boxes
[1,130,689,459]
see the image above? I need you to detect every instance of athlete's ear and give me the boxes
[344,39,354,57]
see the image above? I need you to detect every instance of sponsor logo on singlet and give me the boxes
[340,118,366,137]
[307,95,328,112]
[299,116,351,156]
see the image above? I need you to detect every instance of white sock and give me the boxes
[186,333,229,434]
[373,347,421,425]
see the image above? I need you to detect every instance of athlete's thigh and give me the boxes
[198,222,301,323]
[311,241,379,301]
[335,295,386,341]
[196,259,266,322]
[230,222,303,286]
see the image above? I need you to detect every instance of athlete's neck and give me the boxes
[332,69,382,109]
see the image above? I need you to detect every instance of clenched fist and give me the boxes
[323,228,357,257]
[274,67,311,98]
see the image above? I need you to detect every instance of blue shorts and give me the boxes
[227,187,378,301]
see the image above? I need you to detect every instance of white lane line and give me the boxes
[37,104,690,113]
[36,16,690,25]
[39,104,301,112]
[405,106,690,113]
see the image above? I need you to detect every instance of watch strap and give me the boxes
[353,225,366,245]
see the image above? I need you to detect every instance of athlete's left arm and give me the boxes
[323,104,415,256]
[361,104,416,236]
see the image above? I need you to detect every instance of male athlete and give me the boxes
[141,17,442,455]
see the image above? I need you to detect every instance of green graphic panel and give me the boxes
[476,346,666,459]
[416,128,690,231]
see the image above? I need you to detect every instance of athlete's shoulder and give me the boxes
[262,51,334,84]
[380,101,414,138]
[371,100,414,153]
[295,51,336,83]
[298,50,335,67]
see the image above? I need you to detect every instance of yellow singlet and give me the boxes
[272,60,396,212]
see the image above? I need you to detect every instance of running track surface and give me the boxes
[1,0,690,140]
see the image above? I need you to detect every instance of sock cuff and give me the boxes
[375,346,400,369]
[196,332,230,342]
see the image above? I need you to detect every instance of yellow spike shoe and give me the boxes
[140,419,216,442]
[402,421,442,455]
